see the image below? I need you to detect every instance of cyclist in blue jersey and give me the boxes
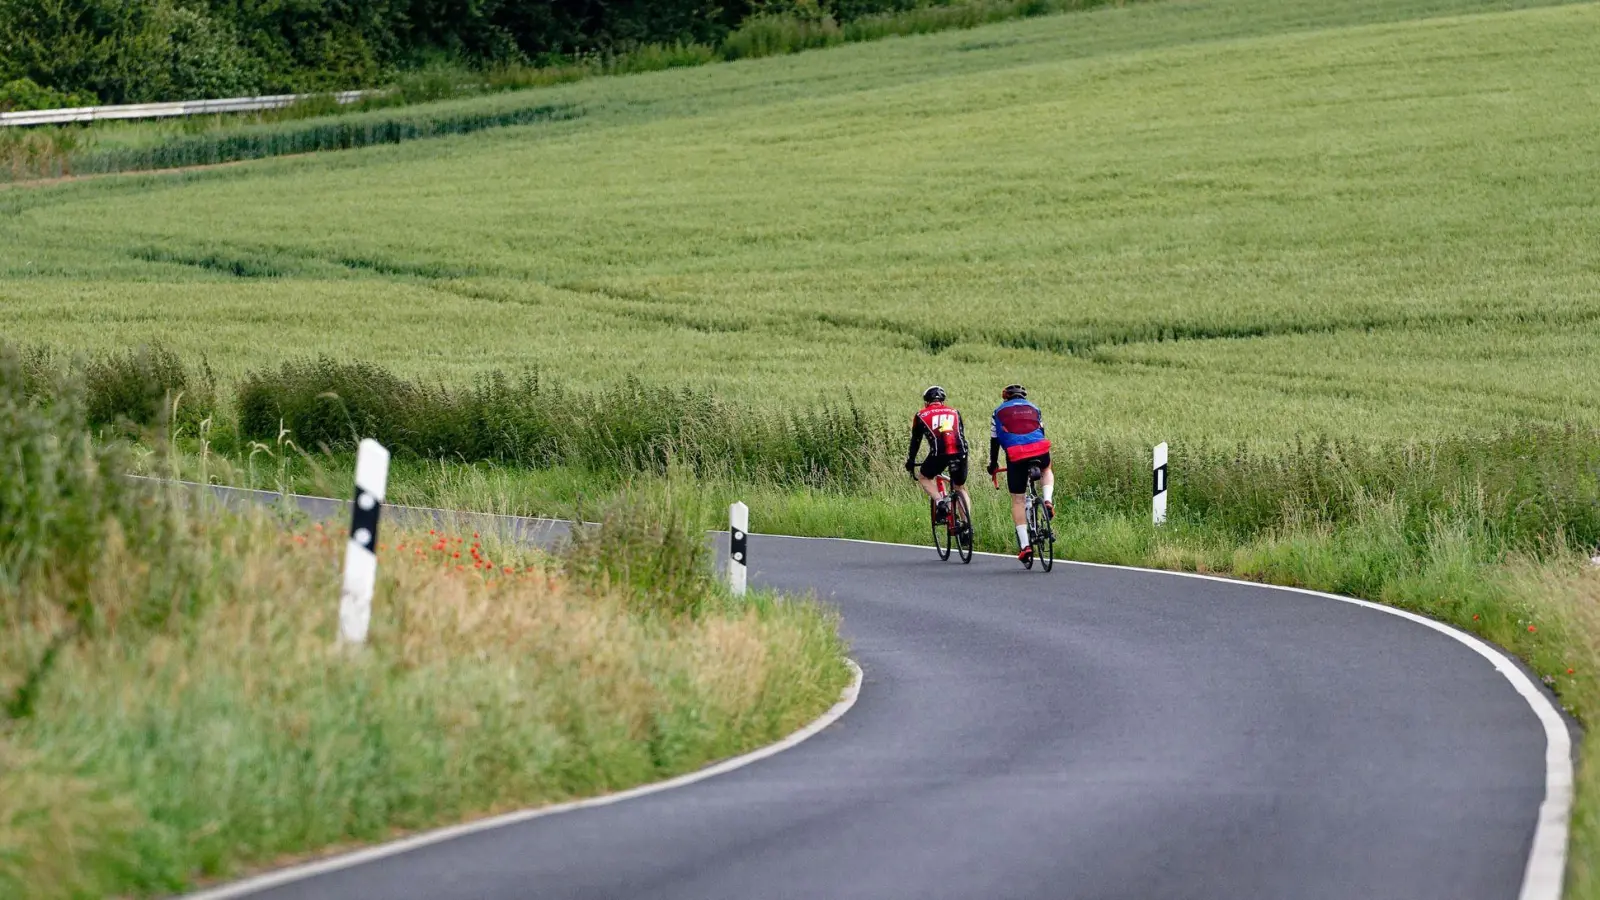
[986,384,1053,563]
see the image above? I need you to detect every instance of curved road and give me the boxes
[196,491,1567,900]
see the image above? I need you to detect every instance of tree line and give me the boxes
[0,0,915,107]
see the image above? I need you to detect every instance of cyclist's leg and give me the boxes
[915,456,947,502]
[948,456,972,519]
[1037,453,1055,514]
[1005,460,1030,547]
[1005,460,1030,525]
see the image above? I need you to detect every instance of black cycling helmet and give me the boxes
[923,385,946,404]
[1002,383,1027,400]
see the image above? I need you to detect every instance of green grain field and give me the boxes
[4,0,1597,445]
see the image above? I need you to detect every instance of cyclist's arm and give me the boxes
[988,436,1001,473]
[906,416,928,467]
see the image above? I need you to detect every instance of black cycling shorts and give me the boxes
[1005,452,1051,495]
[919,454,968,486]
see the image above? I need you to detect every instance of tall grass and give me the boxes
[27,344,1600,561]
[565,488,721,618]
[233,357,889,488]
[0,347,850,898]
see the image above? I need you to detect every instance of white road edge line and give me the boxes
[181,659,863,900]
[805,534,1573,900]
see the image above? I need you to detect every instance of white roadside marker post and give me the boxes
[1153,442,1169,526]
[339,439,390,645]
[729,501,749,597]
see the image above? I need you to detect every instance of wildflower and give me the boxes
[1528,625,1537,633]
[1569,668,1576,675]
[453,552,461,559]
[1472,614,1480,621]
[503,567,512,574]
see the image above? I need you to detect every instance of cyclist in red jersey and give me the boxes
[904,386,971,526]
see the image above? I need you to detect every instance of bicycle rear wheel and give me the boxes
[931,498,951,561]
[952,493,973,564]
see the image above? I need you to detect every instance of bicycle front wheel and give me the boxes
[952,492,973,564]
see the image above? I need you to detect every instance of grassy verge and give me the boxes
[0,357,851,897]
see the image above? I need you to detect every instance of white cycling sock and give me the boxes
[1016,524,1030,548]
[1043,483,1054,503]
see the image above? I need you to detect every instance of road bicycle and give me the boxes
[927,474,974,564]
[993,466,1054,572]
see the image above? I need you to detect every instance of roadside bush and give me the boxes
[0,348,133,614]
[0,77,96,112]
[564,490,717,618]
[0,345,219,725]
[722,12,843,59]
[237,358,417,453]
[83,344,216,433]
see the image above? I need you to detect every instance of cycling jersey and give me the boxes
[989,398,1051,464]
[907,402,969,465]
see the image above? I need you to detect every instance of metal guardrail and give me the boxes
[0,90,374,127]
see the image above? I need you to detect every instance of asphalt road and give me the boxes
[206,489,1562,900]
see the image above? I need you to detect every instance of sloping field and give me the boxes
[2,0,1597,442]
